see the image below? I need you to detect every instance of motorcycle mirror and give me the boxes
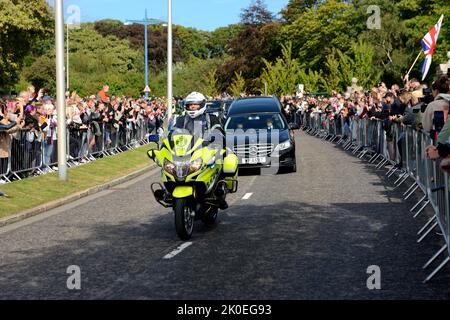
[149,134,160,143]
[147,150,155,160]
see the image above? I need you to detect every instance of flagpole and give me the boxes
[405,50,423,79]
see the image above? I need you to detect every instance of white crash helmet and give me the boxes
[184,92,206,119]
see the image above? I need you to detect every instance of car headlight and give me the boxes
[189,157,203,174]
[164,159,176,176]
[273,140,292,153]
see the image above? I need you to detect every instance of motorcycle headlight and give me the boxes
[189,157,203,174]
[164,159,176,176]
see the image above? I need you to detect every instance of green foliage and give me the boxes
[216,0,280,92]
[148,57,224,97]
[0,0,53,89]
[351,40,382,90]
[280,0,360,71]
[94,20,184,74]
[298,69,324,93]
[323,49,341,93]
[202,69,219,98]
[229,71,247,97]
[20,24,145,97]
[280,0,325,22]
[8,0,450,98]
[259,39,381,95]
[322,41,381,92]
[209,24,242,57]
[174,26,211,59]
[259,42,302,95]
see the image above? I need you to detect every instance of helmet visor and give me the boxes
[185,102,203,111]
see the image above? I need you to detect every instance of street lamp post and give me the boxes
[66,22,69,91]
[126,10,166,99]
[167,0,173,124]
[55,0,67,181]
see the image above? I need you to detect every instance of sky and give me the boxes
[47,0,289,31]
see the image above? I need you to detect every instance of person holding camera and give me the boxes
[88,101,104,153]
[0,104,24,181]
[421,75,450,138]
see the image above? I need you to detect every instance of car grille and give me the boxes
[233,144,274,157]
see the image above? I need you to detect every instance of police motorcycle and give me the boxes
[147,121,239,241]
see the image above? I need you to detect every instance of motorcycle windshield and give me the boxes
[172,134,194,157]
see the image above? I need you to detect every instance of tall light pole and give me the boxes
[55,0,67,181]
[126,10,166,99]
[66,22,69,91]
[167,0,173,124]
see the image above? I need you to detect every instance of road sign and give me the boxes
[144,85,151,93]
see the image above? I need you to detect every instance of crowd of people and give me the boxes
[0,84,169,182]
[279,75,450,171]
[3,73,450,182]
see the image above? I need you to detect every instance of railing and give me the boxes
[0,118,150,183]
[302,111,450,283]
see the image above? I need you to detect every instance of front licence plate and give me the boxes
[242,157,266,164]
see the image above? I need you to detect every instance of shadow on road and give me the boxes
[1,197,449,299]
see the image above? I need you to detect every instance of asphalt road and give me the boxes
[1,131,450,300]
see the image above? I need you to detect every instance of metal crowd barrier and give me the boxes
[0,118,150,183]
[304,114,450,283]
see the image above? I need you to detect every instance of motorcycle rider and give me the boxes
[172,92,222,139]
[170,91,229,209]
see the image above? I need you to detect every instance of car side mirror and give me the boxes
[289,123,300,130]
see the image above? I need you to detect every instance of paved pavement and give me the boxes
[1,131,450,299]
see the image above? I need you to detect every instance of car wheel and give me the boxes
[290,163,297,173]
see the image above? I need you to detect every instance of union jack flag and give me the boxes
[421,15,444,81]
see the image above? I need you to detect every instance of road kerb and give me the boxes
[0,164,156,228]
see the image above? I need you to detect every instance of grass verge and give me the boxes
[0,146,153,219]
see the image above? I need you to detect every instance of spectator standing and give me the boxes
[98,85,110,104]
[421,75,450,138]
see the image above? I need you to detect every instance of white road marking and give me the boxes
[242,193,253,200]
[163,242,193,259]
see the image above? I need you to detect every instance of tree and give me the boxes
[22,54,56,94]
[202,69,219,98]
[241,0,274,25]
[280,0,360,71]
[397,0,450,82]
[280,0,325,23]
[351,40,382,90]
[95,20,184,74]
[323,49,341,93]
[229,71,246,97]
[0,0,53,90]
[174,26,211,60]
[321,40,381,93]
[298,69,323,93]
[216,0,280,92]
[20,24,145,97]
[149,57,224,97]
[259,42,302,95]
[208,24,242,58]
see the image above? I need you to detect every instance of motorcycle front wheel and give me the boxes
[174,198,194,240]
